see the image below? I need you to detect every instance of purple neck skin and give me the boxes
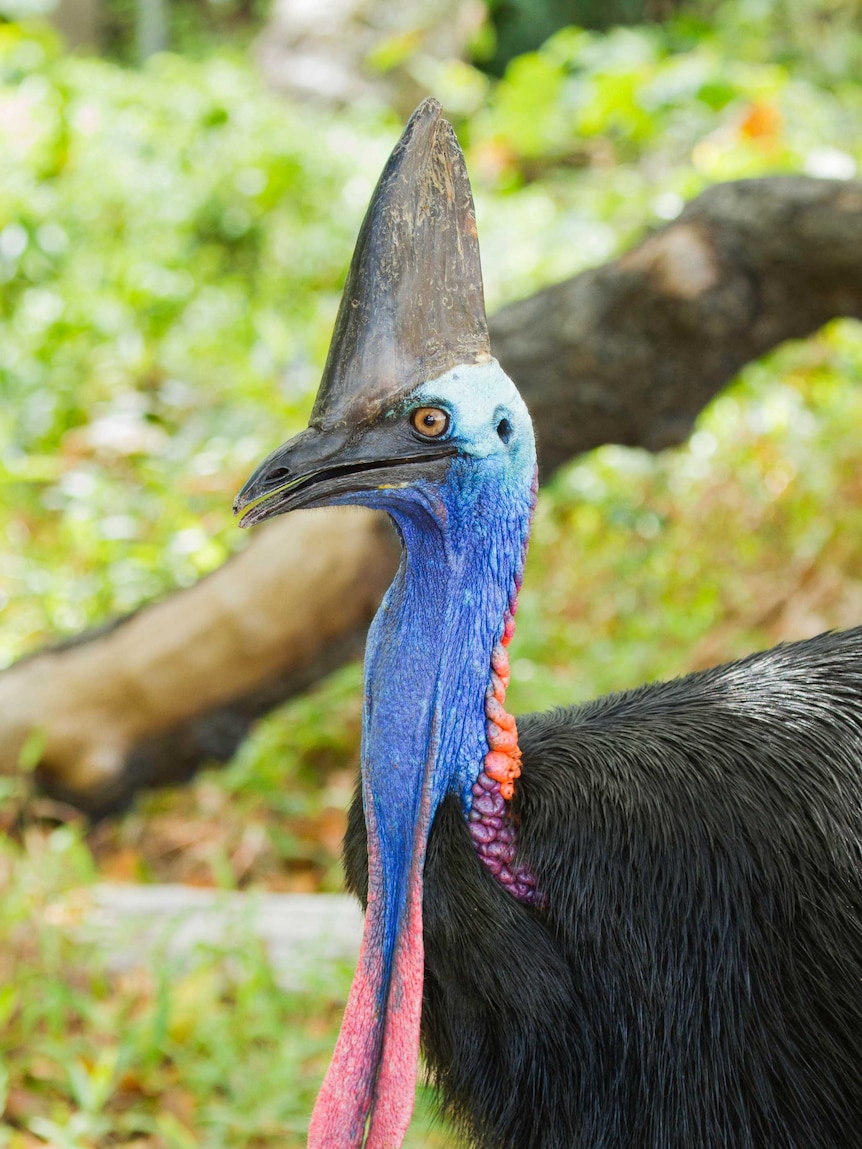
[467,596,543,907]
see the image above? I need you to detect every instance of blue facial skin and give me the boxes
[325,358,537,963]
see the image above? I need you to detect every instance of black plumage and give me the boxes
[345,626,862,1149]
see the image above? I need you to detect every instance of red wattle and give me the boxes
[308,815,388,1149]
[365,868,425,1148]
[309,775,433,1149]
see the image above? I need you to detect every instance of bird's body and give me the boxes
[235,100,862,1149]
[347,626,862,1148]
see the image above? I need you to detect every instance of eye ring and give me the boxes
[410,407,450,439]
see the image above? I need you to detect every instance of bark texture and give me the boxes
[495,176,862,475]
[7,176,862,809]
[8,509,398,810]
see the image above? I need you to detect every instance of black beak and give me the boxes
[232,423,457,528]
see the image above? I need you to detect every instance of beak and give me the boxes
[232,423,457,528]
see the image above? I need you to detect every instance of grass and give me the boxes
[0,819,459,1147]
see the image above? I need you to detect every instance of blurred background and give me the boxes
[1,0,862,1144]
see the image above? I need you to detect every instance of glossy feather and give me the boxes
[346,626,862,1149]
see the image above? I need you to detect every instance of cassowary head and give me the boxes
[234,99,534,533]
[235,100,536,1149]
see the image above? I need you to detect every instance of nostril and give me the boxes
[267,466,291,484]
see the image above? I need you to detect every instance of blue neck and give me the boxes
[361,457,534,950]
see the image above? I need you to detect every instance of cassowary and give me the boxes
[234,100,862,1149]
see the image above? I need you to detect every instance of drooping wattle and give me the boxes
[308,774,432,1149]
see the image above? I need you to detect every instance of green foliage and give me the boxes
[3,3,862,665]
[481,0,681,75]
[469,2,862,289]
[0,27,401,660]
[0,824,452,1146]
[99,0,270,65]
[3,3,862,1141]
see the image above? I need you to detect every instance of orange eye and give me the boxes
[411,407,450,438]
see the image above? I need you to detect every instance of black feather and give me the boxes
[345,626,862,1148]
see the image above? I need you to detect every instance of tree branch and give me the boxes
[8,509,398,809]
[6,176,861,809]
[494,177,862,474]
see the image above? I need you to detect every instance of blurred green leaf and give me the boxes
[17,727,46,773]
[0,6,862,1148]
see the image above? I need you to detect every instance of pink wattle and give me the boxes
[365,873,425,1148]
[308,786,432,1149]
[307,799,388,1149]
[307,908,386,1147]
